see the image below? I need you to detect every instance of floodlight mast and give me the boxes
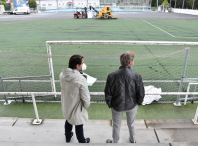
[157,0,158,10]
[56,0,58,10]
[39,0,40,9]
[170,0,171,7]
[192,0,195,9]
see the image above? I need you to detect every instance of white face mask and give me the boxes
[131,62,134,68]
[82,63,87,71]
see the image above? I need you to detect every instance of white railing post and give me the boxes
[32,93,42,124]
[184,83,191,105]
[46,43,57,98]
[184,83,198,105]
[174,48,190,107]
[192,106,198,124]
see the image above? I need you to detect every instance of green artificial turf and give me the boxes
[0,18,198,102]
[0,19,198,54]
[0,101,197,120]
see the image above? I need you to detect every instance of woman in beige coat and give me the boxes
[59,55,90,143]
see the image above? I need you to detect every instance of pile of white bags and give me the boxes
[142,86,162,105]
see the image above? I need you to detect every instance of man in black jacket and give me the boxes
[105,51,145,143]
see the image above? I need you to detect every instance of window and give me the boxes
[63,3,64,5]
[88,3,91,5]
[81,3,83,5]
[42,4,46,6]
[94,3,96,5]
[78,3,80,5]
[48,4,52,6]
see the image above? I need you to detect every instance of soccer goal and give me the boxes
[0,41,198,105]
[46,41,198,104]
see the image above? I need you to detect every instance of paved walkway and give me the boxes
[0,117,198,146]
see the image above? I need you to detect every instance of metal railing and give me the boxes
[192,106,198,124]
[184,83,198,105]
[1,92,198,124]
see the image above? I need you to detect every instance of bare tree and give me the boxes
[182,0,185,9]
[174,0,176,8]
[192,0,195,9]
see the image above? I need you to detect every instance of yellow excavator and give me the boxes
[89,6,117,19]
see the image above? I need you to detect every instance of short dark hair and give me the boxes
[69,55,84,69]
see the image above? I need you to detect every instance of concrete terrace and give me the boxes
[1,117,198,146]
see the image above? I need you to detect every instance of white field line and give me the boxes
[140,18,175,37]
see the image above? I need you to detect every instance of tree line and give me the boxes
[152,0,198,9]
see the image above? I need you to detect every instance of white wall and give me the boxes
[36,0,73,9]
[0,5,5,14]
[73,0,99,8]
[171,8,198,16]
[36,0,99,10]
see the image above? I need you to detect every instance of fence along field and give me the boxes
[0,41,198,102]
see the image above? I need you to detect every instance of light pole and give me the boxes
[182,0,185,9]
[157,0,158,9]
[170,0,171,7]
[192,0,195,9]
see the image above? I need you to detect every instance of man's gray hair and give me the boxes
[120,51,135,66]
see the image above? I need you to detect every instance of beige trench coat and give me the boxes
[59,68,90,125]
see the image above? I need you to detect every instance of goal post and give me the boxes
[47,45,56,97]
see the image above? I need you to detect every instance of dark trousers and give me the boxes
[65,120,86,143]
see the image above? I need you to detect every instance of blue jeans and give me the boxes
[65,120,86,143]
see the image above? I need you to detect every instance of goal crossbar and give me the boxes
[46,41,198,46]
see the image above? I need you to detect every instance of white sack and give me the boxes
[142,86,162,105]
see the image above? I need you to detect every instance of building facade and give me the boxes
[36,0,100,10]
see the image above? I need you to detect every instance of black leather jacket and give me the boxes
[104,66,145,111]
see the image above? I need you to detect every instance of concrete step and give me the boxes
[156,128,198,143]
[145,119,198,129]
[0,142,169,146]
[1,118,198,145]
[1,142,198,146]
[0,118,157,144]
